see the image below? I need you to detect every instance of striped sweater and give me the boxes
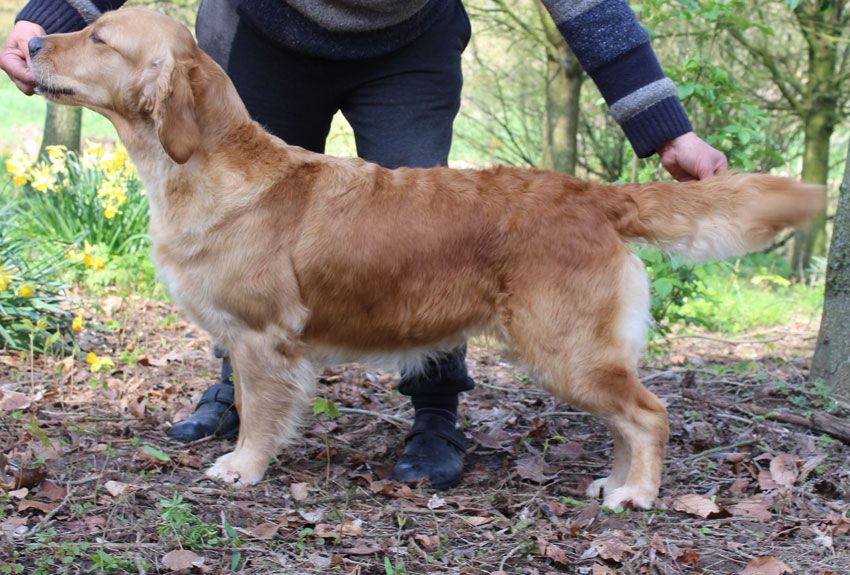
[16,0,692,157]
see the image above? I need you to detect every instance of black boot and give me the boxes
[393,408,468,489]
[393,347,474,489]
[167,353,240,442]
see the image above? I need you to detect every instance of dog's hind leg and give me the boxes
[206,332,315,487]
[507,253,667,509]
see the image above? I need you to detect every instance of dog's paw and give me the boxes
[586,476,622,499]
[602,485,656,510]
[205,450,268,488]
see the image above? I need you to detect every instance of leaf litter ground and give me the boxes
[0,297,847,574]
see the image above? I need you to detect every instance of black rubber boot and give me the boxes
[393,409,468,489]
[167,355,240,442]
[393,347,474,489]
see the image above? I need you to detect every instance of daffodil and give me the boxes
[5,149,32,186]
[16,284,34,297]
[46,144,67,174]
[30,162,58,193]
[81,142,103,170]
[72,313,84,332]
[81,242,107,271]
[0,266,12,292]
[86,351,114,373]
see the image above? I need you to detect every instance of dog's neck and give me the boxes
[115,54,301,228]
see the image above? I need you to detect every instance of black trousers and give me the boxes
[196,0,475,398]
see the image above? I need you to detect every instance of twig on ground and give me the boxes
[683,389,850,444]
[28,483,73,537]
[338,407,410,427]
[679,440,758,464]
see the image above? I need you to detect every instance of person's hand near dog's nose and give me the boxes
[0,20,44,95]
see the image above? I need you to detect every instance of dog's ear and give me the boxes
[144,55,200,164]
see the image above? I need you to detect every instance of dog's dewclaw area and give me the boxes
[0,298,847,575]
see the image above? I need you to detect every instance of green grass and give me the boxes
[675,257,824,333]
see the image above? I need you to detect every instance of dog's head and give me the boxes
[29,8,201,164]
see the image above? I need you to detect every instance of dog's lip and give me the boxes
[34,83,76,97]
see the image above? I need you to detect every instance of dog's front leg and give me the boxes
[206,333,315,487]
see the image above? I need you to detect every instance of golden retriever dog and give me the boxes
[29,9,823,509]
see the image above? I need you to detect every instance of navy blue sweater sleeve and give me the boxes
[17,0,125,34]
[541,0,692,158]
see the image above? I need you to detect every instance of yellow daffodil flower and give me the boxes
[16,284,34,297]
[30,162,58,193]
[46,144,67,174]
[72,313,84,332]
[86,352,114,373]
[5,149,32,186]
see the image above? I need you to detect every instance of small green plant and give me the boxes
[158,493,238,549]
[638,248,704,334]
[313,397,340,419]
[384,556,406,575]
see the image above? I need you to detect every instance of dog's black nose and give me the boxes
[28,37,44,58]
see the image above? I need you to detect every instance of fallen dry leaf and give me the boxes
[593,535,634,563]
[515,456,553,484]
[8,488,28,499]
[758,468,780,491]
[314,521,364,539]
[592,565,615,575]
[104,481,132,497]
[290,482,309,502]
[18,500,59,514]
[730,478,751,496]
[740,556,794,575]
[538,539,569,565]
[38,480,67,502]
[162,549,205,572]
[240,522,279,540]
[415,533,439,551]
[427,493,446,510]
[0,390,30,412]
[769,454,799,488]
[672,494,721,518]
[730,497,773,522]
[464,516,492,527]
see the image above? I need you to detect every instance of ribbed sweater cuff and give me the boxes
[620,96,693,158]
[17,0,86,33]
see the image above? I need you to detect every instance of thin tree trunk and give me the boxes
[39,102,82,157]
[811,143,850,397]
[792,109,835,275]
[791,0,840,275]
[542,42,583,175]
[536,5,583,176]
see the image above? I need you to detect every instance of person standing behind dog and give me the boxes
[2,0,727,490]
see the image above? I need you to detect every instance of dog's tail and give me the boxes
[607,173,825,262]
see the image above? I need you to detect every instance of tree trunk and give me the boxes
[791,107,835,275]
[39,103,82,157]
[536,5,584,176]
[811,143,850,397]
[542,42,583,175]
[790,0,840,276]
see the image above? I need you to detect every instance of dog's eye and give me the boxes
[90,31,105,45]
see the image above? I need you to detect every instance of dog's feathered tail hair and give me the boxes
[606,173,825,262]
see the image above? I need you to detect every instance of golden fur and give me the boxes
[29,9,824,509]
